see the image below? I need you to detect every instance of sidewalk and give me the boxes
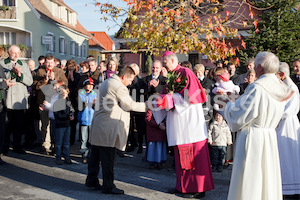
[0,144,231,200]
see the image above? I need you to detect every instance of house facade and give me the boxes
[88,31,115,65]
[0,0,92,63]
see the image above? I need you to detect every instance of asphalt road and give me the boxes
[0,144,231,200]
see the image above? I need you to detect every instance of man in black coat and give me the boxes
[227,62,241,85]
[193,64,214,91]
[0,65,15,163]
[140,60,167,100]
[127,60,167,153]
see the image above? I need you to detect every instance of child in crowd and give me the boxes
[208,110,232,172]
[45,85,74,165]
[145,109,167,169]
[42,82,65,155]
[78,77,97,164]
[212,68,240,114]
[212,69,240,95]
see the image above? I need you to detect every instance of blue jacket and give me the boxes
[78,89,97,126]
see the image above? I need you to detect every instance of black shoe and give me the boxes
[148,164,156,170]
[55,158,63,165]
[137,146,143,154]
[12,149,26,154]
[102,187,124,194]
[167,188,180,194]
[211,165,217,172]
[85,182,102,190]
[3,149,8,156]
[0,157,6,165]
[175,193,196,198]
[125,145,136,152]
[217,166,223,172]
[195,192,206,198]
[117,150,125,158]
[65,158,72,164]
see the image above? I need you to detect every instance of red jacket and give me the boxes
[145,110,166,142]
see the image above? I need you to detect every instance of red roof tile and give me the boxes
[89,32,114,50]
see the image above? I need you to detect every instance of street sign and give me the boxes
[42,36,53,44]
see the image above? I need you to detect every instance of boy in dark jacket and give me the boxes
[53,86,74,165]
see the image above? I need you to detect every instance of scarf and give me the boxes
[106,70,116,79]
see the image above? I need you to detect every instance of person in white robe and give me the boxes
[276,62,300,196]
[224,52,294,200]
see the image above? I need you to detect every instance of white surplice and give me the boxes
[166,93,208,146]
[225,74,293,200]
[276,77,300,195]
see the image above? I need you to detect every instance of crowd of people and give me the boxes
[0,44,300,199]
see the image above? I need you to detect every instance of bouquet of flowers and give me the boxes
[165,71,187,93]
[156,71,187,110]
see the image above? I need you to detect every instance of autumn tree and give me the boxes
[239,0,300,66]
[93,0,258,61]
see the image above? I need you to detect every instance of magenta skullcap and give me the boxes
[162,51,174,58]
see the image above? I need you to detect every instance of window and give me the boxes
[78,44,81,57]
[2,0,15,6]
[67,10,70,23]
[75,43,78,56]
[59,37,67,54]
[46,33,55,53]
[82,44,86,58]
[70,40,75,56]
[64,39,68,54]
[0,32,16,45]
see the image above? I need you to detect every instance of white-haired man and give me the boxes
[161,51,214,198]
[276,62,300,198]
[225,52,294,200]
[193,63,214,90]
[0,45,33,154]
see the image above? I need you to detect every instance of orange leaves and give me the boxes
[253,20,258,29]
[241,40,246,49]
[249,11,254,19]
[236,57,240,65]
[95,2,100,7]
[95,0,243,61]
[225,11,231,17]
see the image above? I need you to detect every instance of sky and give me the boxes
[64,0,128,36]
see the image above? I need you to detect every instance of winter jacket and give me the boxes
[77,89,97,126]
[208,120,232,146]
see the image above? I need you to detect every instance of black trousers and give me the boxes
[86,145,116,191]
[0,104,6,154]
[5,109,25,151]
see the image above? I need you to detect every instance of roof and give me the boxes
[89,32,114,50]
[28,0,90,37]
[89,35,106,50]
